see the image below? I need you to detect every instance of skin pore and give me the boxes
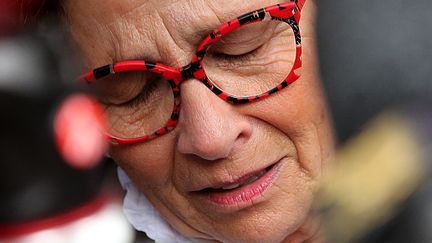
[64,0,334,242]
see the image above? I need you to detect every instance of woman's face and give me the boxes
[65,0,334,242]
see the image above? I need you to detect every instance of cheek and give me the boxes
[110,134,176,188]
[241,74,329,177]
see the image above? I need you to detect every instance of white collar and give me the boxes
[117,167,192,243]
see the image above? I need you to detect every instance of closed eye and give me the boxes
[208,47,260,62]
[122,77,160,108]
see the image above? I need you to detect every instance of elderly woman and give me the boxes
[65,0,334,242]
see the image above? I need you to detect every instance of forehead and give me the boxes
[65,0,285,67]
[71,0,284,25]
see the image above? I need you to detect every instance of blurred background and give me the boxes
[0,0,143,242]
[317,0,432,242]
[1,0,431,242]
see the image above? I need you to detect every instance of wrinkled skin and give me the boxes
[64,0,334,242]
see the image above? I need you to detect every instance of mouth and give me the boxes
[193,157,286,210]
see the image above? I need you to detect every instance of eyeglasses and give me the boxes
[79,0,305,145]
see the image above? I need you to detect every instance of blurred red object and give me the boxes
[54,94,108,170]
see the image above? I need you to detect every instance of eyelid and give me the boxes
[92,71,156,106]
[209,28,276,57]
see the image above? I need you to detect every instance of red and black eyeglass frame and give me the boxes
[79,0,305,145]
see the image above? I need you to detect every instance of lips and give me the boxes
[219,169,266,190]
[192,157,286,209]
[204,163,275,192]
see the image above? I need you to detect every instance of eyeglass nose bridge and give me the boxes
[179,61,204,81]
[179,60,217,95]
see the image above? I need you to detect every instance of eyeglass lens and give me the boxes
[89,71,174,139]
[203,18,296,97]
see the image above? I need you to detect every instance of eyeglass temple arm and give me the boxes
[295,0,305,12]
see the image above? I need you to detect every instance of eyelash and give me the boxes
[210,47,260,62]
[124,78,160,108]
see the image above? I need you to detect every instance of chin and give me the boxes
[210,225,295,243]
[205,198,313,243]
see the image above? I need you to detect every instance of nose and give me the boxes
[176,79,252,161]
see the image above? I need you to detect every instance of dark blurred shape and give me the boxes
[317,0,432,242]
[0,25,106,225]
[0,2,113,241]
[317,0,432,143]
